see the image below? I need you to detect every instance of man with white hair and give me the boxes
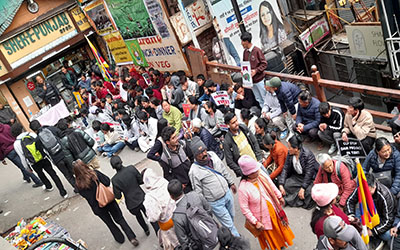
[313,153,356,210]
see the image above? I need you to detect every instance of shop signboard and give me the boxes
[345,25,387,60]
[103,31,133,65]
[71,6,91,32]
[0,12,78,69]
[0,60,8,77]
[83,0,116,35]
[208,0,288,65]
[299,18,330,51]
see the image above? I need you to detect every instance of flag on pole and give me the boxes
[85,36,113,82]
[357,161,380,244]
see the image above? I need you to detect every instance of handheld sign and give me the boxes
[337,138,367,158]
[211,91,230,107]
[241,61,253,88]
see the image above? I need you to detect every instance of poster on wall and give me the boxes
[125,40,149,67]
[143,0,170,38]
[104,0,157,40]
[208,0,288,65]
[71,6,91,32]
[299,18,330,51]
[103,31,134,65]
[84,0,116,35]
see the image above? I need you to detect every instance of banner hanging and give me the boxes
[84,0,116,35]
[103,31,134,65]
[125,40,148,67]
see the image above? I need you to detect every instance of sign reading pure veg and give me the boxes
[1,12,77,67]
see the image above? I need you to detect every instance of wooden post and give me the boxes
[311,65,327,102]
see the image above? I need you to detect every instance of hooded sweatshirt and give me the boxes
[0,124,16,160]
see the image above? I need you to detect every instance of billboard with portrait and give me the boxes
[84,0,116,35]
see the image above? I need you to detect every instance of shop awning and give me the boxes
[0,0,24,36]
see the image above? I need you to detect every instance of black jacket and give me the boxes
[224,124,263,177]
[61,70,78,90]
[320,107,344,133]
[60,128,96,164]
[36,82,61,106]
[111,165,145,210]
[279,146,318,189]
[346,182,396,237]
[234,88,259,110]
[78,170,111,214]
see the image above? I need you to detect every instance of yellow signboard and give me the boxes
[71,6,91,32]
[0,12,77,65]
[0,60,8,77]
[103,31,133,65]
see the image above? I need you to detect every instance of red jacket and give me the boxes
[243,46,267,83]
[103,81,119,95]
[0,124,15,160]
[96,88,109,100]
[314,160,356,207]
[152,89,163,101]
[263,140,288,180]
[313,204,350,239]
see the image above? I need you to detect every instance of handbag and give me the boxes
[96,180,115,208]
[372,170,392,188]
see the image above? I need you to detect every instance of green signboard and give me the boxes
[125,39,148,67]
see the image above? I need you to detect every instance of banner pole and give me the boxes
[230,0,246,34]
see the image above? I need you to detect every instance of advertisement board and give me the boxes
[103,31,133,65]
[84,0,116,35]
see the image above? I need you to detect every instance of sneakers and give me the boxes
[144,230,150,236]
[134,147,140,152]
[44,187,54,192]
[32,183,43,188]
[328,144,337,155]
[24,179,32,183]
[375,240,385,250]
[101,152,108,157]
[130,238,139,247]
[279,129,288,140]
[63,193,69,199]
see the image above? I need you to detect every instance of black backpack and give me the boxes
[21,135,43,164]
[67,131,90,160]
[332,155,357,180]
[38,128,62,156]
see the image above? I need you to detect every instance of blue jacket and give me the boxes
[197,128,224,160]
[363,146,400,195]
[275,81,301,115]
[296,97,321,132]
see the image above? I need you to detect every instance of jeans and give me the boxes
[31,159,67,196]
[98,142,125,157]
[128,204,159,234]
[252,80,267,107]
[126,140,139,150]
[379,230,391,243]
[6,149,42,184]
[208,190,239,237]
[223,38,241,66]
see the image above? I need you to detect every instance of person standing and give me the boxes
[189,137,239,236]
[0,103,16,125]
[61,66,77,90]
[237,155,294,250]
[241,32,268,107]
[110,156,159,236]
[35,75,61,106]
[73,160,139,246]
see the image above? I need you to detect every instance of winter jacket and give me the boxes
[275,81,301,115]
[138,117,158,152]
[204,109,224,136]
[314,160,356,207]
[296,97,321,132]
[188,106,207,121]
[14,132,33,170]
[363,146,400,195]
[313,205,350,239]
[112,165,145,210]
[316,225,368,250]
[60,128,96,164]
[224,124,263,177]
[235,88,258,110]
[163,105,183,132]
[279,146,318,189]
[0,107,16,125]
[0,124,15,160]
[346,182,395,237]
[242,45,267,83]
[196,128,224,159]
[263,140,288,180]
[238,171,282,230]
[320,107,344,133]
[261,91,282,119]
[189,151,234,202]
[173,192,212,250]
[36,82,60,106]
[61,71,77,90]
[342,110,377,140]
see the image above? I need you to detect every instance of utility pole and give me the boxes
[230,0,246,34]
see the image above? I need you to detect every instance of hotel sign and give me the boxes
[0,12,78,69]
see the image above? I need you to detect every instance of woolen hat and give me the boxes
[190,136,207,157]
[311,183,339,207]
[323,216,353,241]
[238,155,260,176]
[265,77,282,88]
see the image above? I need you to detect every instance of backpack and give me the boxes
[174,194,219,250]
[38,128,62,155]
[21,135,43,164]
[332,155,357,180]
[67,131,90,161]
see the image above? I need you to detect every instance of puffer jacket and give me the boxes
[60,128,96,164]
[346,182,396,237]
[224,124,263,177]
[275,81,301,115]
[279,146,318,189]
[296,97,321,132]
[0,124,15,160]
[196,128,224,160]
[363,147,400,195]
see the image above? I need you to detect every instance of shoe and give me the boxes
[145,230,150,236]
[130,238,139,247]
[45,187,54,192]
[24,179,32,183]
[32,183,43,188]
[101,152,107,157]
[375,240,385,250]
[0,210,3,214]
[134,147,140,152]
[279,129,288,140]
[328,144,337,155]
[62,193,69,199]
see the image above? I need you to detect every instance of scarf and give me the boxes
[258,173,289,227]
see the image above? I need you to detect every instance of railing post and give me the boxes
[311,65,327,102]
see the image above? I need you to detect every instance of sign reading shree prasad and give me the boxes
[0,12,77,68]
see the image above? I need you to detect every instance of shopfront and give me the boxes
[0,0,96,130]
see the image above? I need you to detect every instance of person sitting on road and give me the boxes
[262,133,288,181]
[314,153,356,211]
[188,95,207,121]
[162,100,183,133]
[316,215,367,250]
[346,174,396,247]
[389,117,400,152]
[136,110,158,153]
[310,183,350,239]
[240,108,258,135]
[203,101,224,137]
[120,115,140,152]
[318,102,344,155]
[362,137,400,197]
[294,90,321,142]
[254,118,270,153]
[234,83,259,110]
[98,123,125,158]
[341,97,376,154]
[278,134,318,209]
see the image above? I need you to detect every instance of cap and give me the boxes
[238,155,261,176]
[323,216,353,241]
[190,136,207,156]
[265,77,282,88]
[311,183,339,207]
